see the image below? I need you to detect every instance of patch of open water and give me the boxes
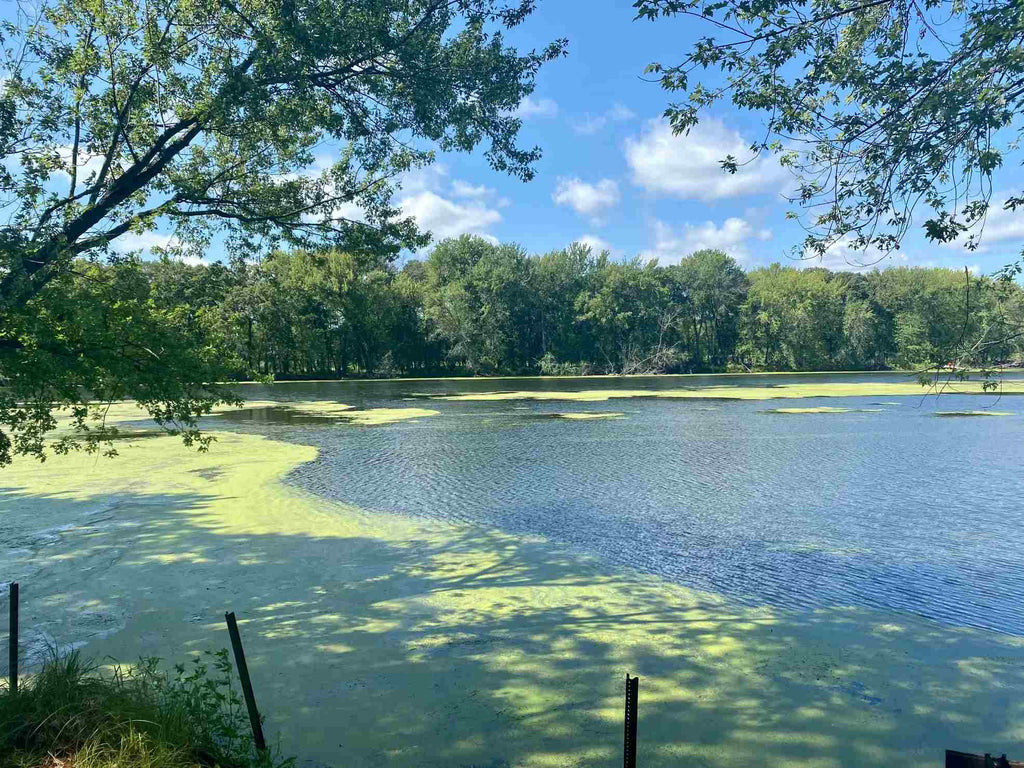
[212,373,1024,635]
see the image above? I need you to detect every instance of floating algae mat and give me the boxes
[543,412,625,421]
[766,407,883,414]
[336,407,440,425]
[935,410,1015,417]
[435,379,1024,403]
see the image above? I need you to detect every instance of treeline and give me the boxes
[136,235,1024,379]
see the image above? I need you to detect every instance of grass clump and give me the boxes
[0,650,291,768]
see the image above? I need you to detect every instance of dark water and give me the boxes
[215,373,1024,635]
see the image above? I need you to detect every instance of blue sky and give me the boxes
[374,0,1024,276]
[23,0,1017,274]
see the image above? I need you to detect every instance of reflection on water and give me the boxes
[213,373,1024,635]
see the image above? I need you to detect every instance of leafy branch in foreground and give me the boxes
[634,0,1024,264]
[0,0,565,465]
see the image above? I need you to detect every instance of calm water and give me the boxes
[216,373,1024,635]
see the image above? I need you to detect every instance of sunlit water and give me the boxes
[216,373,1024,635]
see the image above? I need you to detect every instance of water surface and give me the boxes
[214,373,1024,635]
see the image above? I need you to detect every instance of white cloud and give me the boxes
[570,103,636,135]
[572,115,607,135]
[113,231,178,253]
[625,118,788,201]
[641,217,772,264]
[400,164,450,195]
[513,96,558,119]
[940,196,1024,254]
[50,146,108,184]
[552,177,620,223]
[803,236,900,273]
[400,191,501,242]
[576,234,614,254]
[609,103,636,121]
[111,230,208,265]
[450,180,494,199]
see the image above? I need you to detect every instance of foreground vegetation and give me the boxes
[0,650,287,768]
[127,238,1024,382]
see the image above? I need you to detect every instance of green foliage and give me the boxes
[0,257,243,467]
[0,0,564,463]
[634,0,1024,264]
[106,239,1024,383]
[0,649,291,768]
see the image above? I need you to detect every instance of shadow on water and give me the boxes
[3,485,1024,767]
[218,406,340,425]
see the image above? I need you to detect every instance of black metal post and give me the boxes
[8,583,18,695]
[624,673,638,768]
[225,611,266,752]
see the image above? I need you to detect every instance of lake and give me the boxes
[216,372,1024,636]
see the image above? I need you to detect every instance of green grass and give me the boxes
[0,650,292,768]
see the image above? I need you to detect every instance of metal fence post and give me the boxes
[624,673,639,768]
[225,611,267,752]
[8,583,18,695]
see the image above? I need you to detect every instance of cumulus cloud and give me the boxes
[802,236,901,273]
[641,218,772,263]
[450,180,494,199]
[552,177,620,223]
[111,231,208,264]
[513,96,558,119]
[572,115,607,135]
[609,103,636,121]
[625,118,788,201]
[301,161,501,245]
[571,103,636,135]
[400,191,501,242]
[940,195,1024,254]
[113,231,178,253]
[575,234,615,254]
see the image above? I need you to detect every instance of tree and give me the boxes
[633,0,1024,263]
[423,235,540,374]
[670,249,747,370]
[0,0,565,465]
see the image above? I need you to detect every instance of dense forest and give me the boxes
[128,235,1024,379]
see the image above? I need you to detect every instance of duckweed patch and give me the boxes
[336,407,440,425]
[436,380,1024,403]
[545,412,625,421]
[934,410,1015,417]
[765,407,883,414]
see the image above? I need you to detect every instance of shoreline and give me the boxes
[222,369,942,386]
[3,432,1024,767]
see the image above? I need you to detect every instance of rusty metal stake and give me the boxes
[8,583,18,695]
[624,673,639,768]
[225,611,266,752]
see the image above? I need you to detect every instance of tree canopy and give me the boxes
[103,237,1024,380]
[0,0,565,465]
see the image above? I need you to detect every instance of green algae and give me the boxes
[5,434,1024,767]
[436,380,1024,403]
[934,410,1015,417]
[765,407,883,414]
[545,412,625,421]
[336,407,440,425]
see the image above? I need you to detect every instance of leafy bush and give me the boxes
[0,649,293,768]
